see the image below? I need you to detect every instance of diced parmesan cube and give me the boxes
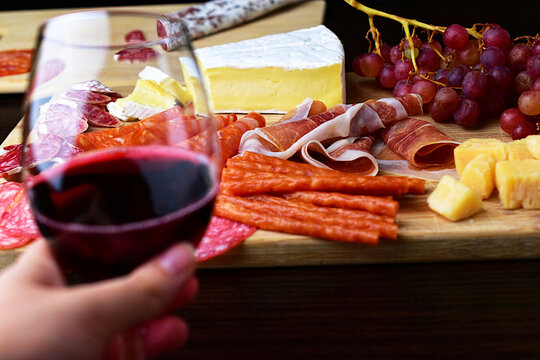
[427,175,483,221]
[454,138,507,176]
[525,135,540,160]
[505,139,534,160]
[460,153,496,199]
[495,159,540,209]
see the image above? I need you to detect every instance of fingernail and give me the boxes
[157,243,195,276]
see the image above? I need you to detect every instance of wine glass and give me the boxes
[21,10,217,358]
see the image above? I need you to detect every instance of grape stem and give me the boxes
[344,0,483,72]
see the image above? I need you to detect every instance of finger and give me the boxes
[73,242,196,334]
[6,239,64,287]
[144,316,190,358]
[163,276,199,314]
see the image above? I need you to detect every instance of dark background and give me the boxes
[2,0,539,71]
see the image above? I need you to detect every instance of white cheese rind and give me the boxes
[193,25,344,71]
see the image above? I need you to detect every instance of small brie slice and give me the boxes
[107,79,178,121]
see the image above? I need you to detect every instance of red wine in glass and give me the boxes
[26,146,217,282]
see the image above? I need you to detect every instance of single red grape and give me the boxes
[512,118,538,139]
[447,64,470,87]
[462,70,488,99]
[379,44,392,64]
[526,54,540,80]
[377,64,397,88]
[518,90,540,116]
[390,44,402,64]
[507,44,531,73]
[352,54,365,76]
[454,98,481,128]
[417,47,441,71]
[487,65,513,89]
[443,24,469,50]
[480,46,506,69]
[483,26,511,50]
[514,71,531,94]
[359,53,384,78]
[429,87,460,122]
[412,79,436,104]
[393,59,413,81]
[500,107,528,134]
[456,39,480,66]
[393,79,413,97]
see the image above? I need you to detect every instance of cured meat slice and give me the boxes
[238,95,423,163]
[115,30,159,63]
[75,108,237,151]
[300,136,379,175]
[63,90,113,105]
[281,191,399,217]
[381,117,460,168]
[215,195,380,245]
[158,0,304,45]
[69,80,123,99]
[0,188,40,238]
[278,98,327,125]
[77,103,123,127]
[178,112,265,167]
[0,49,33,77]
[0,182,39,249]
[0,145,24,178]
[195,216,256,262]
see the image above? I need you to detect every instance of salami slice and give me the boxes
[115,30,159,63]
[0,231,35,250]
[0,182,39,249]
[63,90,113,105]
[195,216,256,262]
[0,145,23,178]
[0,49,33,77]
[77,103,123,127]
[0,188,40,238]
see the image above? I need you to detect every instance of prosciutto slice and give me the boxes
[300,136,378,175]
[381,117,460,168]
[238,94,423,164]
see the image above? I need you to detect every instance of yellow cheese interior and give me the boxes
[118,79,177,109]
[160,77,192,105]
[199,64,343,113]
[505,139,534,160]
[459,153,496,200]
[495,159,540,209]
[454,138,507,176]
[427,175,483,221]
[525,135,540,159]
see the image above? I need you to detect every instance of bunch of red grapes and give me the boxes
[352,24,540,139]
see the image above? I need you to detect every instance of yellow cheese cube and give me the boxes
[454,138,507,176]
[525,135,540,159]
[460,153,496,199]
[495,159,540,209]
[505,139,534,160]
[427,175,483,221]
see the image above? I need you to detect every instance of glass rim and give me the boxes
[38,9,188,50]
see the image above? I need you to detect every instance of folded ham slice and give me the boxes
[300,136,379,175]
[237,94,423,174]
[381,117,460,168]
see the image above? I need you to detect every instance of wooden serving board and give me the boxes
[1,74,539,270]
[0,1,326,93]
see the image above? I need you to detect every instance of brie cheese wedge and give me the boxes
[180,25,345,114]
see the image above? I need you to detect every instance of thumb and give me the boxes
[72,242,196,335]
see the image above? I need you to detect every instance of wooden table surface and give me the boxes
[1,1,540,358]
